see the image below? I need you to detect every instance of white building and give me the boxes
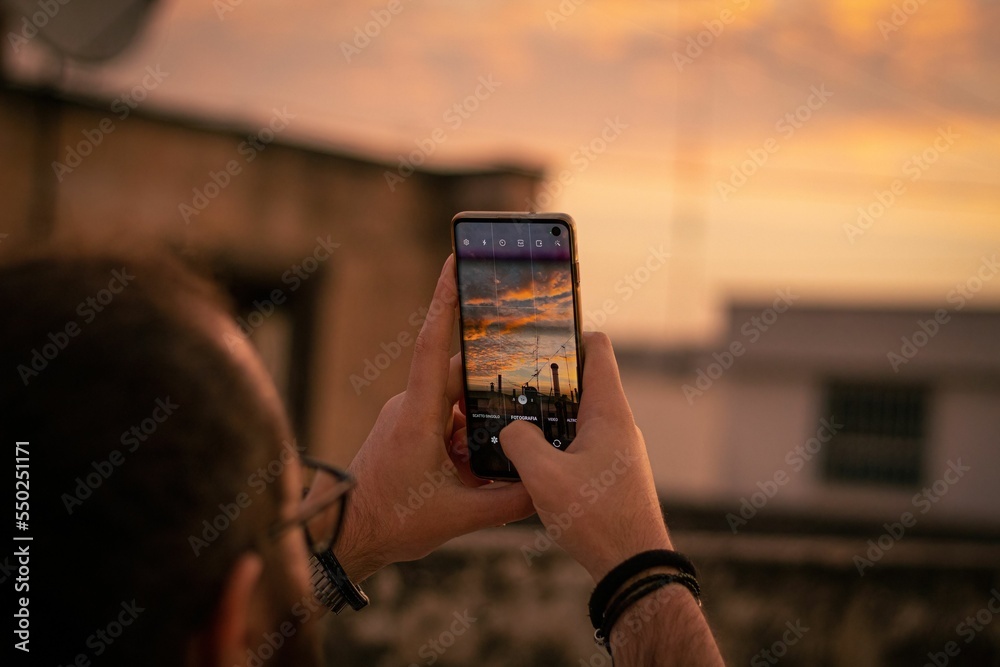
[621,304,1000,531]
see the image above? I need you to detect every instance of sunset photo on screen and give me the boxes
[458,239,580,447]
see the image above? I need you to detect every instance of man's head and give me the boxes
[1,248,321,667]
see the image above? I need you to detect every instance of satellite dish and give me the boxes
[2,0,160,63]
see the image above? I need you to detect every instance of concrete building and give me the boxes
[0,84,541,465]
[621,303,1000,531]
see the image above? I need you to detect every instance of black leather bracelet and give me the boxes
[596,576,672,648]
[588,549,697,630]
[595,573,701,650]
[606,571,700,618]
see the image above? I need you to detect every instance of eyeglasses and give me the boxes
[267,456,355,612]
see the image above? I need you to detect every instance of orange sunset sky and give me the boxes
[458,257,579,392]
[9,0,999,344]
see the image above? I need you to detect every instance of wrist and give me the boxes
[588,549,701,653]
[585,529,673,584]
[334,485,387,582]
[334,539,383,582]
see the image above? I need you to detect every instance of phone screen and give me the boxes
[454,215,583,479]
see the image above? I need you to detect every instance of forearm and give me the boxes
[335,537,381,583]
[333,484,386,583]
[605,581,725,667]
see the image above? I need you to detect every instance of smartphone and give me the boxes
[452,211,584,480]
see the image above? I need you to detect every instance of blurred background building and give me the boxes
[628,305,1000,528]
[2,0,998,665]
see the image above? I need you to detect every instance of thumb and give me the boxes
[447,482,535,533]
[499,421,561,483]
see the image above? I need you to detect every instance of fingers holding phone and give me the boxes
[452,212,584,481]
[451,212,669,581]
[500,331,672,583]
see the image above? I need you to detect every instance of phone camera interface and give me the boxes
[456,220,581,462]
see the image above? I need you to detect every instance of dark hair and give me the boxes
[1,248,287,666]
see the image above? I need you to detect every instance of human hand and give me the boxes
[499,332,671,582]
[336,255,535,580]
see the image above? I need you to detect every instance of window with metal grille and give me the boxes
[822,382,927,486]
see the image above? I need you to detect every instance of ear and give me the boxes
[195,553,265,667]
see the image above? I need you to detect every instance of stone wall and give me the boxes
[322,524,1000,667]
